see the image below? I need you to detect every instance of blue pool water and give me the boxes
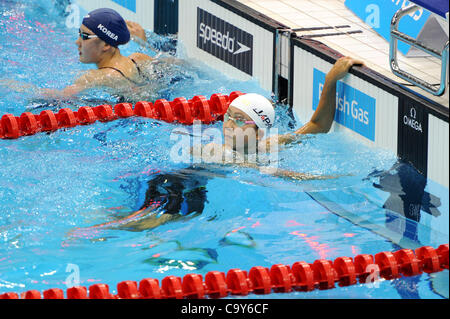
[0,0,448,299]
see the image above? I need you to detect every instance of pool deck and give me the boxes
[237,0,449,108]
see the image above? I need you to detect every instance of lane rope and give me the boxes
[0,92,245,139]
[1,244,447,299]
[2,93,448,299]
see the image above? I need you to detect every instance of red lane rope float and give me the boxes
[1,244,447,299]
[57,108,78,128]
[0,91,245,140]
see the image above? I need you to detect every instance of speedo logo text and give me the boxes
[199,22,235,54]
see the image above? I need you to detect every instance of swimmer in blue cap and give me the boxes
[1,8,155,100]
[7,8,154,99]
[66,8,153,95]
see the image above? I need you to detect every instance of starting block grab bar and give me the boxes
[390,4,449,96]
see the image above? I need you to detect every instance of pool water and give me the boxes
[0,0,448,299]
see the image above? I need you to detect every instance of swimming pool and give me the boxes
[0,0,448,299]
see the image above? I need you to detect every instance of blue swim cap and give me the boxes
[82,8,130,47]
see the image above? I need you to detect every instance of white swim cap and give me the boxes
[229,93,275,129]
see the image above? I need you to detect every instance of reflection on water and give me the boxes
[142,240,219,273]
[372,160,442,221]
[0,0,448,299]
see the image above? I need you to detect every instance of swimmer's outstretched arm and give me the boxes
[234,161,339,181]
[126,20,164,57]
[268,57,365,146]
[189,145,338,181]
[0,76,90,99]
[126,21,148,43]
[0,79,39,93]
[296,56,364,134]
[37,70,106,99]
[126,20,186,66]
[2,67,114,99]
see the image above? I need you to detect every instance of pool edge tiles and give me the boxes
[241,0,448,108]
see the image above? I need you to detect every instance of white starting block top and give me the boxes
[237,0,449,108]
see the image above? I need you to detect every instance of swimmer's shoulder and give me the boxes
[129,52,153,63]
[77,68,122,87]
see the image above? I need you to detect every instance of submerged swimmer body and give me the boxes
[71,167,212,235]
[120,168,210,231]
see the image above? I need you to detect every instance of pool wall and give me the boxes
[290,36,449,189]
[74,0,449,188]
[178,0,283,94]
[75,0,155,32]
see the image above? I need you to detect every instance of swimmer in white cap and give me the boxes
[194,57,364,179]
[222,92,275,155]
[208,57,364,153]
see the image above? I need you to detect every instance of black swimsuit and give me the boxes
[99,58,145,85]
[141,168,209,216]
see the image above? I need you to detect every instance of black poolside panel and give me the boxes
[209,0,289,93]
[197,7,254,76]
[397,96,429,176]
[154,0,179,35]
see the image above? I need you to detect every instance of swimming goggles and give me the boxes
[79,29,98,40]
[223,113,255,127]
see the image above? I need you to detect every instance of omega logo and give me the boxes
[403,106,422,133]
[410,107,417,120]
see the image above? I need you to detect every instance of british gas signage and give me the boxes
[313,68,376,141]
[197,7,253,76]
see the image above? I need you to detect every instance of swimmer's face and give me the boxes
[76,25,109,64]
[223,106,264,153]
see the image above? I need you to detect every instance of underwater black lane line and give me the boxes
[303,191,450,299]
[303,191,422,250]
[291,25,351,32]
[302,30,363,38]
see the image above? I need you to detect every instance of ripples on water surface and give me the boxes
[0,0,448,299]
